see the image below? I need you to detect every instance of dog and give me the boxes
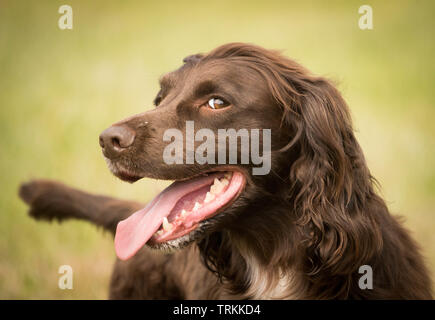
[19,43,432,299]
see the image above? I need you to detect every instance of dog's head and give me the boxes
[100,43,367,263]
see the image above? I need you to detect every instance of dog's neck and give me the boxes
[198,211,305,300]
[229,232,302,299]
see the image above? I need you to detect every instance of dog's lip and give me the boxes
[104,157,144,183]
[114,170,143,183]
[174,165,249,182]
[108,160,249,185]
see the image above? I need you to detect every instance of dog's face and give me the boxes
[99,47,292,258]
[100,55,285,182]
[100,43,355,262]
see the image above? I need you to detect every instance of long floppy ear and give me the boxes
[287,77,357,204]
[275,70,384,293]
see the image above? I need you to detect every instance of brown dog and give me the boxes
[19,43,432,299]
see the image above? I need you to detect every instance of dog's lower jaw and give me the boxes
[146,219,213,253]
[146,232,195,253]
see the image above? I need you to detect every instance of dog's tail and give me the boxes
[19,180,143,234]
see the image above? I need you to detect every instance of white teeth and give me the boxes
[210,178,225,194]
[193,202,202,211]
[153,229,163,237]
[210,185,217,194]
[220,178,229,186]
[204,191,215,203]
[224,172,233,179]
[162,217,172,231]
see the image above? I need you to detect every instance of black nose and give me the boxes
[99,125,136,159]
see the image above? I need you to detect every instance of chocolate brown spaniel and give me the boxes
[19,43,432,299]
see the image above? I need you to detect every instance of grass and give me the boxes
[0,0,434,298]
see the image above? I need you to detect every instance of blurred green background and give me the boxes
[0,0,434,299]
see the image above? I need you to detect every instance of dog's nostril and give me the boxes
[99,125,136,158]
[111,137,121,149]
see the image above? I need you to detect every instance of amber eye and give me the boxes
[207,97,230,109]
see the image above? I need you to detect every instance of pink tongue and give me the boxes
[114,173,221,260]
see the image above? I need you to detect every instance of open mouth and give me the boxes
[114,170,246,260]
